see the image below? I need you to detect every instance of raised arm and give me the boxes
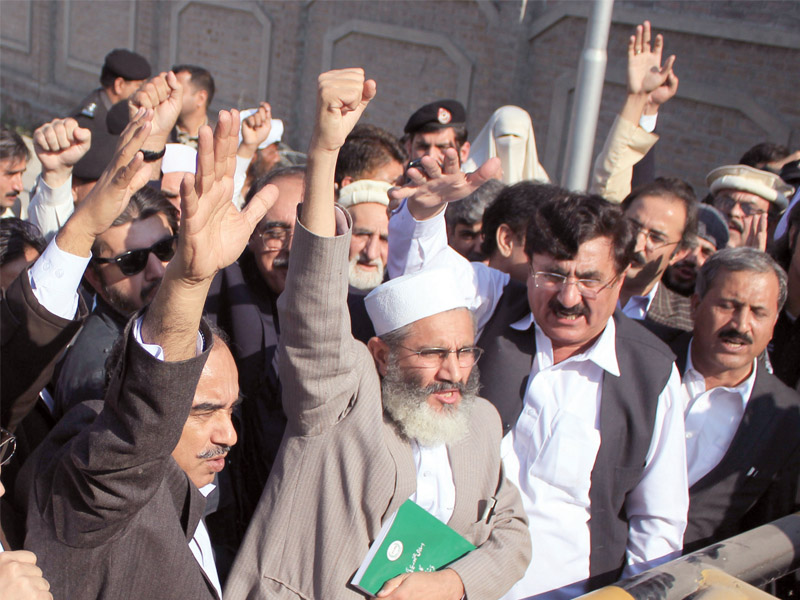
[27,118,91,240]
[591,20,678,202]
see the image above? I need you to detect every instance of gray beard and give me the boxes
[348,255,385,291]
[381,360,480,447]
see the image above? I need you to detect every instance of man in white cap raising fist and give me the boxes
[225,68,530,600]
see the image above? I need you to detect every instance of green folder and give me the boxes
[351,499,476,596]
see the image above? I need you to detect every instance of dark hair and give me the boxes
[91,186,179,256]
[525,193,636,274]
[244,165,306,207]
[335,125,406,187]
[0,127,30,163]
[697,247,787,312]
[621,177,698,250]
[446,179,504,231]
[412,123,468,148]
[771,201,800,271]
[739,142,790,169]
[0,218,46,265]
[480,182,558,258]
[172,64,216,106]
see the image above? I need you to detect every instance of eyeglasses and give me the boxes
[714,195,768,217]
[398,345,484,368]
[93,235,178,276]
[256,225,293,252]
[531,270,619,300]
[627,218,681,252]
[0,428,16,466]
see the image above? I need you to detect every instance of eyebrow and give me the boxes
[191,396,242,414]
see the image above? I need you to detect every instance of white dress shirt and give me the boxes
[409,441,455,525]
[620,282,659,321]
[683,340,757,487]
[28,175,75,242]
[189,484,223,598]
[389,202,689,598]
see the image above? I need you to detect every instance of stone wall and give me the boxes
[2,0,798,196]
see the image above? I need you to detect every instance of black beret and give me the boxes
[404,99,466,134]
[780,159,800,187]
[103,49,151,81]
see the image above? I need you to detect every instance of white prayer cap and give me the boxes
[238,108,284,150]
[365,268,469,337]
[338,179,391,209]
[707,164,793,210]
[161,143,197,174]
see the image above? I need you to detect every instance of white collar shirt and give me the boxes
[501,314,687,599]
[620,281,659,321]
[409,441,455,525]
[683,339,757,487]
[189,484,222,598]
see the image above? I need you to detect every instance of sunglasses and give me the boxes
[93,235,178,276]
[0,428,16,467]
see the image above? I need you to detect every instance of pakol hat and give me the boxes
[337,180,391,209]
[707,164,793,210]
[365,268,469,337]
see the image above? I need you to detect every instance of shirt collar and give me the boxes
[685,338,758,408]
[620,281,660,313]
[199,483,216,498]
[510,311,620,376]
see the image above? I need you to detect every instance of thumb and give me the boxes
[73,127,91,144]
[241,183,278,232]
[466,156,502,187]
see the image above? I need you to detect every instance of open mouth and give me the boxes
[432,389,461,405]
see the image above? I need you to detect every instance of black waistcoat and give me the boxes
[477,281,676,588]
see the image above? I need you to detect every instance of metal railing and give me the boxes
[577,512,800,599]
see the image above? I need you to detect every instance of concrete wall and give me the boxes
[2,0,798,196]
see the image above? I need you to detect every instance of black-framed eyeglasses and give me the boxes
[93,235,177,276]
[256,225,293,252]
[0,428,16,467]
[398,345,484,368]
[627,218,681,252]
[531,269,619,300]
[713,195,768,217]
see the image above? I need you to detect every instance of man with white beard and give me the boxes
[225,67,530,600]
[338,179,391,291]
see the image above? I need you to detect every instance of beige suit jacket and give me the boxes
[225,213,530,599]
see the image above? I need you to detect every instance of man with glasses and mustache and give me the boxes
[53,186,178,417]
[226,68,530,600]
[707,164,793,249]
[669,247,800,556]
[388,154,688,597]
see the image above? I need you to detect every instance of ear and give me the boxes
[404,137,413,158]
[340,175,355,188]
[459,141,470,165]
[197,89,208,108]
[690,292,700,320]
[669,245,691,266]
[367,336,390,376]
[496,223,516,258]
[83,265,104,297]
[112,77,126,97]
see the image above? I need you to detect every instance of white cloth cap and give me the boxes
[161,143,197,174]
[338,179,391,209]
[238,108,283,150]
[707,164,793,210]
[462,105,550,185]
[365,268,469,337]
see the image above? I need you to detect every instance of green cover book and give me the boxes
[350,499,476,596]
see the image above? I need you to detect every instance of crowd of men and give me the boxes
[1,18,799,600]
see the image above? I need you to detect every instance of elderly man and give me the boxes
[668,248,800,552]
[226,68,530,600]
[388,154,687,596]
[22,107,273,600]
[707,164,793,248]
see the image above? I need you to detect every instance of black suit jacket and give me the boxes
[21,319,220,600]
[671,333,800,552]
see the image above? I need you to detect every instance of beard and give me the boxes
[99,273,160,316]
[348,255,385,291]
[381,359,480,447]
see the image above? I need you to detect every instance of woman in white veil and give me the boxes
[463,105,550,184]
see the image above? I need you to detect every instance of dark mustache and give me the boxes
[718,328,753,345]
[197,445,231,459]
[631,252,647,268]
[272,254,290,269]
[548,297,588,318]
[728,219,744,234]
